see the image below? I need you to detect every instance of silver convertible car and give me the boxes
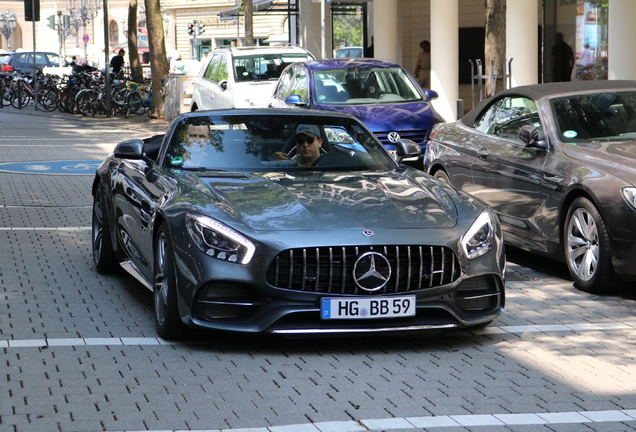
[92,109,505,339]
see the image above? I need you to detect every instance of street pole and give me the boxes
[102,0,110,117]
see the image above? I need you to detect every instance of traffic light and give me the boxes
[63,14,70,30]
[187,22,194,35]
[197,22,205,35]
[47,14,56,30]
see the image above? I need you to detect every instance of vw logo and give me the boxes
[387,132,401,143]
[353,251,392,292]
[362,230,374,237]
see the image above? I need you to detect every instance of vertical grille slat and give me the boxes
[266,245,459,294]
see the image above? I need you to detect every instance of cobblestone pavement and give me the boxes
[2,106,636,432]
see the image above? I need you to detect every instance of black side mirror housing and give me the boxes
[518,125,548,149]
[114,139,144,159]
[395,139,421,160]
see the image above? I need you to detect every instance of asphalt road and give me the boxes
[2,107,636,432]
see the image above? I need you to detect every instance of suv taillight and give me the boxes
[0,65,13,72]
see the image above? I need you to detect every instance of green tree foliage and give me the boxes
[332,13,362,49]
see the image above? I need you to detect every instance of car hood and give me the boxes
[316,102,443,132]
[561,140,636,181]
[194,170,458,231]
[234,81,277,108]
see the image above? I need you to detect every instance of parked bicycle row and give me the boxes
[0,69,154,118]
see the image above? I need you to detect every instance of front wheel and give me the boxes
[564,197,622,293]
[92,185,119,274]
[9,88,31,109]
[153,224,187,340]
[433,169,452,185]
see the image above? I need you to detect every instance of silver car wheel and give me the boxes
[154,231,168,326]
[566,207,599,282]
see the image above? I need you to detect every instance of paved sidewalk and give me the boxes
[2,108,636,432]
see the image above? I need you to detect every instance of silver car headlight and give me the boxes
[622,187,636,211]
[185,214,255,264]
[460,209,495,260]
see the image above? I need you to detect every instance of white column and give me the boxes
[372,0,398,63]
[506,0,538,86]
[608,0,636,80]
[299,0,327,59]
[430,0,457,122]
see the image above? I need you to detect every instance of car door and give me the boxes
[193,54,221,110]
[469,96,549,242]
[269,65,309,108]
[212,54,233,108]
[111,158,169,281]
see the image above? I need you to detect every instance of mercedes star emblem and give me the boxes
[353,251,392,292]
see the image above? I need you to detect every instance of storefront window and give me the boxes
[543,0,608,82]
[574,0,608,80]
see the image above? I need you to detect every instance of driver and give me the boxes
[276,124,323,166]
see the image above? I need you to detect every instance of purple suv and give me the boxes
[268,58,445,166]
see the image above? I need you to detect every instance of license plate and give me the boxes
[321,296,416,320]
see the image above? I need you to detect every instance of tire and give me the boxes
[153,223,187,340]
[433,169,452,185]
[9,88,31,109]
[76,90,98,116]
[126,92,143,116]
[92,185,119,274]
[35,89,59,112]
[564,197,622,293]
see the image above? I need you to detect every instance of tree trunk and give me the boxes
[244,0,254,46]
[127,0,143,82]
[484,0,506,98]
[143,0,168,119]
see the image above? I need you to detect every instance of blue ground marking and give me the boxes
[0,160,103,175]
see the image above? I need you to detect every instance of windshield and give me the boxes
[311,67,423,105]
[550,91,636,141]
[165,114,397,172]
[233,53,313,82]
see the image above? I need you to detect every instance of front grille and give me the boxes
[375,130,428,146]
[266,245,460,295]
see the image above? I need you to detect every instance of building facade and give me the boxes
[1,0,635,120]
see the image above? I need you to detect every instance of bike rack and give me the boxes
[468,58,513,107]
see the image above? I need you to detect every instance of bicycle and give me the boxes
[124,80,153,118]
[8,72,59,111]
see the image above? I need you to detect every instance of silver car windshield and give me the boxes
[550,91,636,141]
[165,114,397,172]
[312,67,423,105]
[233,54,313,82]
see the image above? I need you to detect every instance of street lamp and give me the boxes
[0,10,17,51]
[66,0,101,59]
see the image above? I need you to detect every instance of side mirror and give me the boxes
[219,80,228,91]
[518,125,548,149]
[284,94,307,107]
[424,89,439,100]
[114,139,144,159]
[395,139,421,160]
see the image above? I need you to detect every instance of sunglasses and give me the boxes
[295,134,316,145]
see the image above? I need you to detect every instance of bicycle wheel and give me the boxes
[75,89,98,116]
[9,88,32,109]
[125,92,143,118]
[111,87,128,114]
[36,89,59,112]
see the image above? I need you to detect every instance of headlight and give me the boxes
[185,214,255,264]
[460,209,495,260]
[622,187,636,211]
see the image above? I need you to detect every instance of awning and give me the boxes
[219,0,275,18]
